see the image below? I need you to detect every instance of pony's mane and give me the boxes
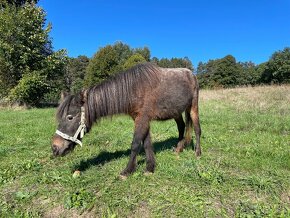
[85,63,160,128]
[56,63,161,130]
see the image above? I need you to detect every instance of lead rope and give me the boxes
[55,106,87,147]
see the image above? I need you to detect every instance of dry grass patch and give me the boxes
[200,85,290,114]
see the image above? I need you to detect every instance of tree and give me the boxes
[213,55,243,88]
[1,0,38,7]
[260,47,290,84]
[84,45,118,87]
[238,61,259,85]
[154,57,193,70]
[196,55,244,88]
[183,57,194,70]
[9,72,48,106]
[111,41,133,72]
[158,58,172,68]
[64,56,89,93]
[84,42,152,87]
[0,3,67,104]
[196,61,211,89]
[133,47,151,61]
[151,57,159,65]
[123,54,146,70]
[196,62,206,74]
[256,62,267,84]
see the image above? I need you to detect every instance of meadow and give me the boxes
[0,85,289,217]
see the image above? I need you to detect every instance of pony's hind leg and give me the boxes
[175,115,186,153]
[184,109,193,147]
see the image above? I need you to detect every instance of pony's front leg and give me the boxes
[143,131,155,173]
[120,116,149,177]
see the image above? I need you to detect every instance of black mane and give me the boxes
[85,63,160,128]
[57,63,161,130]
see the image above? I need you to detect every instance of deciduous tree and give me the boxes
[84,42,152,87]
[0,3,67,104]
[261,47,290,84]
[64,56,89,93]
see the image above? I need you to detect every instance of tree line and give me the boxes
[0,1,289,106]
[64,42,193,94]
[196,49,290,89]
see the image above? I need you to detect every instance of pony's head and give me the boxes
[52,91,87,156]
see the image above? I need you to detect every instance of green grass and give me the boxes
[0,85,289,217]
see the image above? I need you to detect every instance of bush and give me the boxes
[9,72,49,106]
[123,53,146,70]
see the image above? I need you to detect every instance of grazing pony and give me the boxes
[52,63,201,176]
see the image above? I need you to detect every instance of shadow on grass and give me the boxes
[74,137,179,171]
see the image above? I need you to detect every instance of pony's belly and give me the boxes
[154,92,191,119]
[153,108,182,120]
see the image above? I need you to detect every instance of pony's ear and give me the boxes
[76,89,88,105]
[60,91,69,102]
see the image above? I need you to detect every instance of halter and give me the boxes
[55,106,87,147]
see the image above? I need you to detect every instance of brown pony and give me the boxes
[52,63,201,177]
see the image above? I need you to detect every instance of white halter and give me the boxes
[55,106,87,147]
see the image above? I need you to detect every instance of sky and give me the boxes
[39,0,290,67]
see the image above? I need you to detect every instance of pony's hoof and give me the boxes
[175,148,183,154]
[195,150,201,157]
[119,174,128,180]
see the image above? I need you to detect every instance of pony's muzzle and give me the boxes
[51,136,63,156]
[51,135,73,157]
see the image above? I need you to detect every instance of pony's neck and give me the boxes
[85,82,132,129]
[83,63,160,129]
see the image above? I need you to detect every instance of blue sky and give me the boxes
[39,0,290,67]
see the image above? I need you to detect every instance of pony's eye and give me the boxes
[67,115,74,121]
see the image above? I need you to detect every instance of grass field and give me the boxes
[0,85,289,217]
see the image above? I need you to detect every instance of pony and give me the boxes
[52,63,201,177]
